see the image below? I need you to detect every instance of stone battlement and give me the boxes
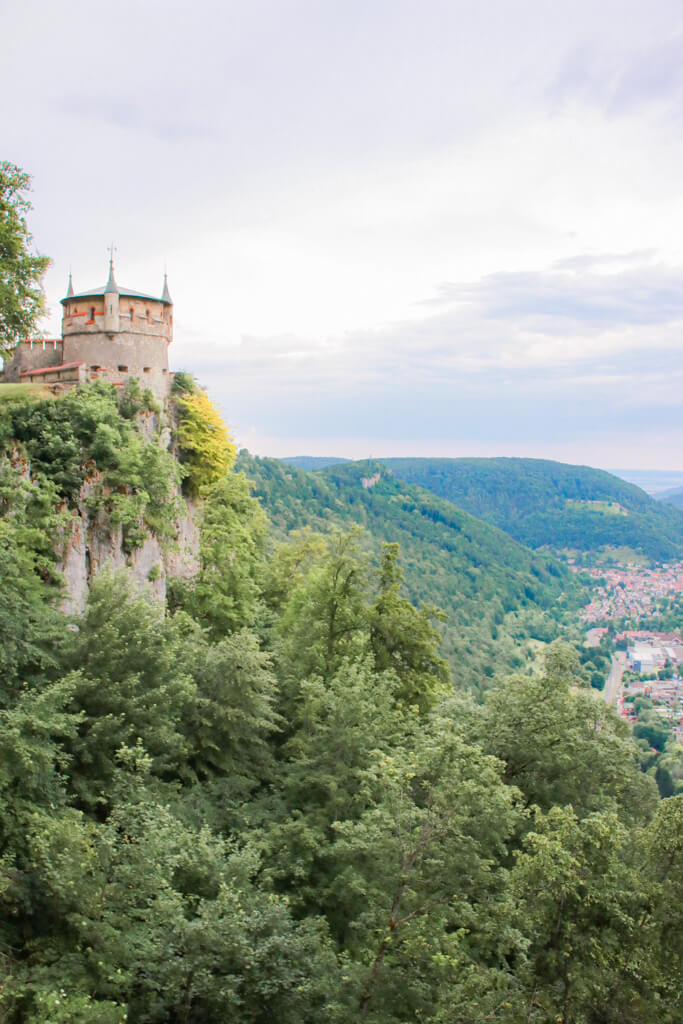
[0,259,173,399]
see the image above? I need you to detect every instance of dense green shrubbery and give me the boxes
[383,456,683,561]
[172,375,237,496]
[235,452,581,692]
[0,380,180,552]
[0,392,680,1022]
[0,507,680,1021]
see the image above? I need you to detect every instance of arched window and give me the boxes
[129,307,134,320]
[90,306,95,321]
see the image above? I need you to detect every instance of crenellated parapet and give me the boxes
[2,258,176,398]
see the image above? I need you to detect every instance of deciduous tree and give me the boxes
[0,161,49,356]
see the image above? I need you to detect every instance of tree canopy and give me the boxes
[0,161,49,356]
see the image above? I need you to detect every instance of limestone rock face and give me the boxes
[57,477,200,615]
[60,512,89,617]
[164,498,201,581]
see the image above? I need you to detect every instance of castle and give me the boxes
[1,257,173,399]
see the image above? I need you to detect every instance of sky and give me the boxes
[3,0,683,468]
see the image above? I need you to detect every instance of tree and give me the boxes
[168,472,267,637]
[0,162,49,356]
[174,386,236,496]
[479,641,658,821]
[367,542,449,712]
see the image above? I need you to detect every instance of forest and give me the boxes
[363,457,683,562]
[0,163,681,1023]
[0,381,680,1023]
[236,453,583,693]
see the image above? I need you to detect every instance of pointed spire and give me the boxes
[161,271,172,304]
[65,270,74,298]
[105,244,119,293]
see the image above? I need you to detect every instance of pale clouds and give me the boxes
[3,0,683,466]
[193,255,683,465]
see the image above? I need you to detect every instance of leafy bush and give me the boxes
[171,369,197,395]
[0,381,180,552]
[174,387,236,496]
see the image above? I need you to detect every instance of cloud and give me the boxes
[58,96,209,143]
[550,32,683,117]
[6,0,683,467]
[434,262,683,329]
[183,256,683,427]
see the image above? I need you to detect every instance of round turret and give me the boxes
[60,258,173,397]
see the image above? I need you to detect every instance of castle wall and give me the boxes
[1,339,63,382]
[62,298,171,342]
[1,277,173,399]
[62,331,170,398]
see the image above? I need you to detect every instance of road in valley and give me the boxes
[603,652,627,705]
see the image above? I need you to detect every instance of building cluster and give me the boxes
[581,562,683,623]
[617,676,683,742]
[624,634,683,673]
[0,259,173,400]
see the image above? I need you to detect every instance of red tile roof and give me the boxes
[21,361,86,377]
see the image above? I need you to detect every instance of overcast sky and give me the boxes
[3,0,683,468]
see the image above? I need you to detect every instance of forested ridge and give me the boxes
[338,457,683,562]
[0,383,679,1022]
[237,453,578,692]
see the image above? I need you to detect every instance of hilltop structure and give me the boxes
[0,258,173,398]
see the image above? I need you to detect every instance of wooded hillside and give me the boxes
[381,456,683,561]
[238,453,578,691]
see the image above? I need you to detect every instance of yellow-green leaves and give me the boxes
[175,388,236,496]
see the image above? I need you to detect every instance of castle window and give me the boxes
[118,365,128,372]
[90,306,95,320]
[143,366,151,373]
[145,309,150,319]
[129,307,134,319]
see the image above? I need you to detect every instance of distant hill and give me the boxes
[238,453,578,692]
[656,486,683,512]
[380,457,683,562]
[280,456,349,470]
[608,468,683,495]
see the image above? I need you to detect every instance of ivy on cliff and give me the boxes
[0,380,180,552]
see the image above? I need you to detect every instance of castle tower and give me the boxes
[103,256,120,333]
[59,258,173,397]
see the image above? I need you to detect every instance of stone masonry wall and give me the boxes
[1,339,63,382]
[62,331,170,399]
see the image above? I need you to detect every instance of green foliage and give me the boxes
[0,511,65,691]
[64,572,195,807]
[368,543,449,711]
[236,452,576,693]
[0,523,679,1021]
[0,161,50,356]
[383,455,683,561]
[168,472,267,636]
[0,381,180,552]
[175,386,236,496]
[171,369,197,395]
[479,641,658,820]
[266,528,449,716]
[117,375,160,419]
[0,357,679,1019]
